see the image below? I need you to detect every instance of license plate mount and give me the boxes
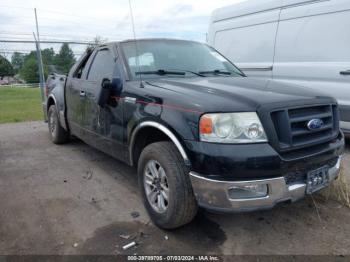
[306,166,330,195]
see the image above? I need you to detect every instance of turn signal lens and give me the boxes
[199,116,213,134]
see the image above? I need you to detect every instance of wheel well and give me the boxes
[47,97,55,112]
[131,127,170,166]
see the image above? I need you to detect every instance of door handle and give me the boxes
[340,70,350,75]
[80,90,86,97]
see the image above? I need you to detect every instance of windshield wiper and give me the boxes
[175,70,206,77]
[198,69,232,75]
[135,69,185,76]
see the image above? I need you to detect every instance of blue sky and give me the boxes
[0,0,246,58]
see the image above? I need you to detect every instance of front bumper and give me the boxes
[189,157,341,212]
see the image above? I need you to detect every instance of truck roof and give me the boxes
[92,38,204,50]
[211,0,317,23]
[105,38,203,45]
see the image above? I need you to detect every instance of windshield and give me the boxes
[120,40,244,79]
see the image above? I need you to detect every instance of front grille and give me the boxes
[270,104,339,152]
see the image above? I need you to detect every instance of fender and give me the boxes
[47,94,68,131]
[129,121,190,166]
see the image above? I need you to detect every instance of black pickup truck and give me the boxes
[46,39,344,229]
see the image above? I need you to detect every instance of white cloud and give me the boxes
[0,0,247,57]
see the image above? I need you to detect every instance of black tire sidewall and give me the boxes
[48,105,69,144]
[138,142,197,229]
[139,152,175,225]
[48,105,58,142]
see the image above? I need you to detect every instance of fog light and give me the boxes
[228,184,268,199]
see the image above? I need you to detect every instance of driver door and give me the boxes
[81,46,125,160]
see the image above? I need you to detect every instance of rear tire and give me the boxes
[138,141,198,229]
[48,105,69,144]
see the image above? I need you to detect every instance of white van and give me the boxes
[208,0,350,133]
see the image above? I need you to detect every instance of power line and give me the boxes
[0,36,94,42]
[0,49,84,54]
[0,32,99,40]
[0,36,88,41]
[0,33,123,42]
[0,51,84,55]
[0,39,93,45]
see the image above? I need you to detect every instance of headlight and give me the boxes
[199,112,267,143]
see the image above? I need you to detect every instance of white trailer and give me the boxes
[208,0,350,133]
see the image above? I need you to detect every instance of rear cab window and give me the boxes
[73,51,93,79]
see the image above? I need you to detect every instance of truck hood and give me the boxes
[145,77,334,113]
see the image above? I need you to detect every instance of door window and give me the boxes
[87,49,115,81]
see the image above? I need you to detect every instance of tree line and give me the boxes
[0,43,76,83]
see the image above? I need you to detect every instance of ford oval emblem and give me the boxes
[307,119,324,130]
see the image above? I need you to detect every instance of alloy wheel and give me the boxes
[144,160,169,213]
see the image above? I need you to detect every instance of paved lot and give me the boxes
[0,121,350,255]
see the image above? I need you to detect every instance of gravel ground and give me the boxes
[0,121,349,255]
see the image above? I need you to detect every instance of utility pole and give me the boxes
[34,8,45,102]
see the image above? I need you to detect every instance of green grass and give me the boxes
[0,87,43,124]
[320,165,350,208]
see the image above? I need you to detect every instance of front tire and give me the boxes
[48,105,69,144]
[138,141,198,229]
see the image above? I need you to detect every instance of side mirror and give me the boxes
[97,78,112,108]
[97,77,123,108]
[112,77,123,95]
